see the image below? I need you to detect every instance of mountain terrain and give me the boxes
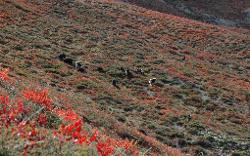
[0,0,250,155]
[122,0,250,28]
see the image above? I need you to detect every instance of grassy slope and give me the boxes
[123,0,250,28]
[0,0,250,155]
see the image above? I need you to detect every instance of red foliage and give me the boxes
[89,129,98,142]
[0,12,7,19]
[0,68,10,81]
[0,95,9,105]
[55,109,80,122]
[37,113,47,126]
[97,141,115,156]
[23,89,53,110]
[60,119,83,135]
[0,69,138,156]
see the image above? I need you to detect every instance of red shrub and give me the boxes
[0,69,139,156]
[37,113,47,126]
[0,68,10,81]
[23,89,52,110]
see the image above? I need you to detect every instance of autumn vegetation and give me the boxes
[0,0,249,155]
[0,68,141,156]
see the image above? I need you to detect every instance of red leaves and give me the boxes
[0,95,9,105]
[60,119,83,135]
[89,129,98,143]
[97,142,115,156]
[17,100,24,113]
[96,137,135,156]
[28,128,38,137]
[0,68,10,81]
[0,11,8,19]
[23,89,52,110]
[38,113,47,126]
[55,109,79,122]
[0,91,137,156]
[55,109,136,155]
[0,95,11,125]
[58,119,92,145]
[0,69,137,156]
[0,11,9,28]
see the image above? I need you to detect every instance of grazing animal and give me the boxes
[125,69,134,79]
[112,79,120,89]
[138,68,144,75]
[149,78,157,86]
[74,60,83,69]
[120,67,126,73]
[121,67,134,79]
[77,67,85,73]
[187,114,192,121]
[97,67,105,73]
[58,53,66,61]
[74,61,86,73]
[63,58,74,66]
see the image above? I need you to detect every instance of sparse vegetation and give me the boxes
[0,0,250,155]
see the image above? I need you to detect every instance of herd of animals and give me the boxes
[57,53,157,89]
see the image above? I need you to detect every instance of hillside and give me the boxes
[122,0,250,28]
[0,0,250,155]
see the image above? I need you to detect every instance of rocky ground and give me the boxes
[0,0,250,155]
